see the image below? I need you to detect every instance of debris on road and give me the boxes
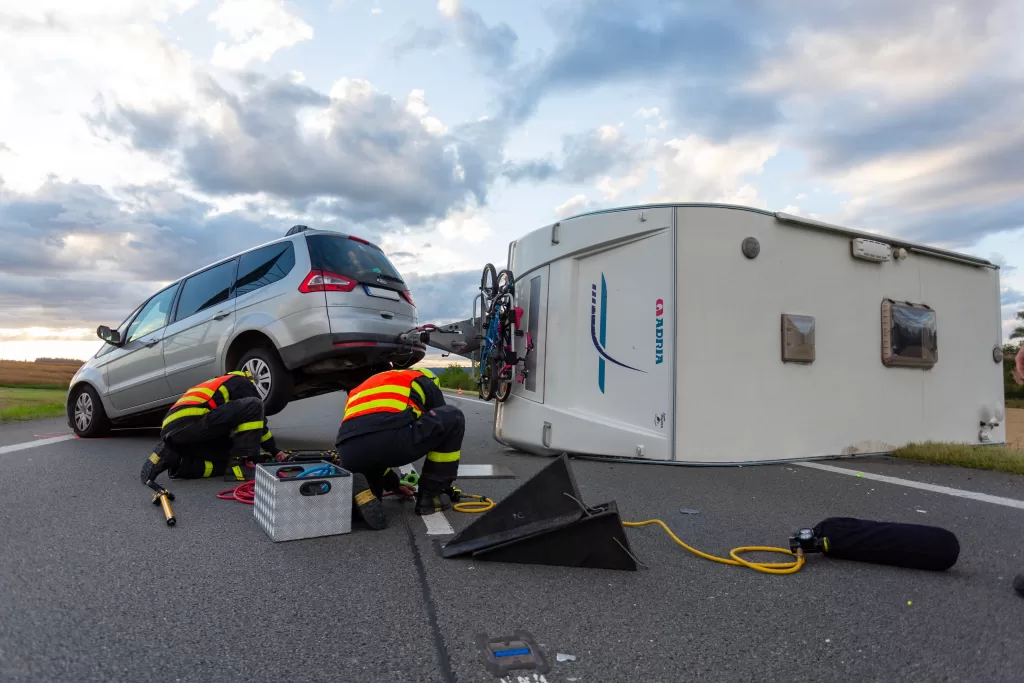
[679,508,700,515]
[556,653,577,663]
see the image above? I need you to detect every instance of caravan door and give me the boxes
[512,265,549,403]
[571,228,674,460]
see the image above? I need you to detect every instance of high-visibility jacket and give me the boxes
[337,368,444,441]
[161,371,279,452]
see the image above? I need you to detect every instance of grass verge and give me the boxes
[0,387,67,424]
[1006,399,1024,410]
[891,442,1024,476]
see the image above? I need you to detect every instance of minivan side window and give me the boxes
[125,284,181,343]
[174,259,237,323]
[235,242,296,297]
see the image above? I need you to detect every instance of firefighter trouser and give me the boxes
[156,397,266,480]
[338,405,465,498]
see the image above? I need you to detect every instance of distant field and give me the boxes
[0,387,67,423]
[0,360,81,389]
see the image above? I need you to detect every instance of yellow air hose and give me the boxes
[452,493,495,514]
[621,519,805,574]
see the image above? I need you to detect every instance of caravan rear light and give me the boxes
[400,290,416,307]
[299,270,357,293]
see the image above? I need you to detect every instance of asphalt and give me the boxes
[2,393,1024,682]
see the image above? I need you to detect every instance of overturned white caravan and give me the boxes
[489,203,1006,465]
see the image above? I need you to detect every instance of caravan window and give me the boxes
[882,300,937,368]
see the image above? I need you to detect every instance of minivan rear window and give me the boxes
[306,234,405,287]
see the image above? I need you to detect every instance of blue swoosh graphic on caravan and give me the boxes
[591,276,644,373]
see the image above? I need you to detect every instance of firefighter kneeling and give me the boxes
[141,370,286,487]
[336,367,464,529]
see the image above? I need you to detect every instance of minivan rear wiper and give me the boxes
[369,273,404,284]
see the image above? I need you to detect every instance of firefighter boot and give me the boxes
[415,481,452,516]
[224,452,258,481]
[352,473,387,530]
[140,443,179,486]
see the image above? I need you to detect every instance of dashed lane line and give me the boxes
[399,464,455,535]
[0,434,75,455]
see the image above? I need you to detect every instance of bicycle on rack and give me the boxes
[476,263,534,402]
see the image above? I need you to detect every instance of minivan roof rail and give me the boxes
[286,225,310,236]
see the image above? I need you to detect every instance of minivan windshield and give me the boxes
[306,234,405,287]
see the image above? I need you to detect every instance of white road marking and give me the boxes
[399,464,455,535]
[796,462,1024,511]
[0,434,75,455]
[421,512,455,536]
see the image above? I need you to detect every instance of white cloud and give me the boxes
[371,7,382,15]
[554,194,588,218]
[437,0,460,18]
[649,135,779,207]
[404,89,447,135]
[782,204,803,215]
[597,165,648,202]
[209,0,313,70]
[0,1,200,192]
[553,125,777,208]
[437,206,492,244]
[796,193,807,200]
[634,107,661,119]
[749,6,999,100]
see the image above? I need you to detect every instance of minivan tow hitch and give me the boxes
[396,324,437,348]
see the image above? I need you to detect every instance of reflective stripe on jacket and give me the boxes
[342,369,426,423]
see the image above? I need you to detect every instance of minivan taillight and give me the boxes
[400,290,415,307]
[299,270,357,293]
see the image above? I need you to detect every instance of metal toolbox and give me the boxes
[254,460,353,542]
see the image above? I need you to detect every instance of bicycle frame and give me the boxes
[477,268,535,398]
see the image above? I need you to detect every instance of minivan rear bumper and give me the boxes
[279,333,426,371]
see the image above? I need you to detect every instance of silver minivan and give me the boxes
[66,225,425,437]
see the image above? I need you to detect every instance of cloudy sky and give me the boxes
[0,0,1022,361]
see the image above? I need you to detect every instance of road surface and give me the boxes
[1,392,1023,682]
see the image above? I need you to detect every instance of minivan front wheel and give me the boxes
[237,346,292,417]
[69,384,111,438]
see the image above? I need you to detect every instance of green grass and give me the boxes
[0,383,69,391]
[0,387,67,423]
[891,442,1024,476]
[1006,399,1024,410]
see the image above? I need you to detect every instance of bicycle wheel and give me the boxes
[480,263,498,300]
[479,358,495,401]
[496,268,514,296]
[493,355,512,402]
[494,370,512,402]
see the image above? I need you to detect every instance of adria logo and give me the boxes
[591,273,645,394]
[655,298,665,365]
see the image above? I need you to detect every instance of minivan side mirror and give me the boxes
[97,325,122,346]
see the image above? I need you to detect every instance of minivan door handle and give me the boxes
[142,338,160,348]
[380,311,394,319]
[213,311,230,321]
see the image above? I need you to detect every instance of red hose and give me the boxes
[217,480,255,505]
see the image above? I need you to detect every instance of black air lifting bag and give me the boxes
[814,517,960,571]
